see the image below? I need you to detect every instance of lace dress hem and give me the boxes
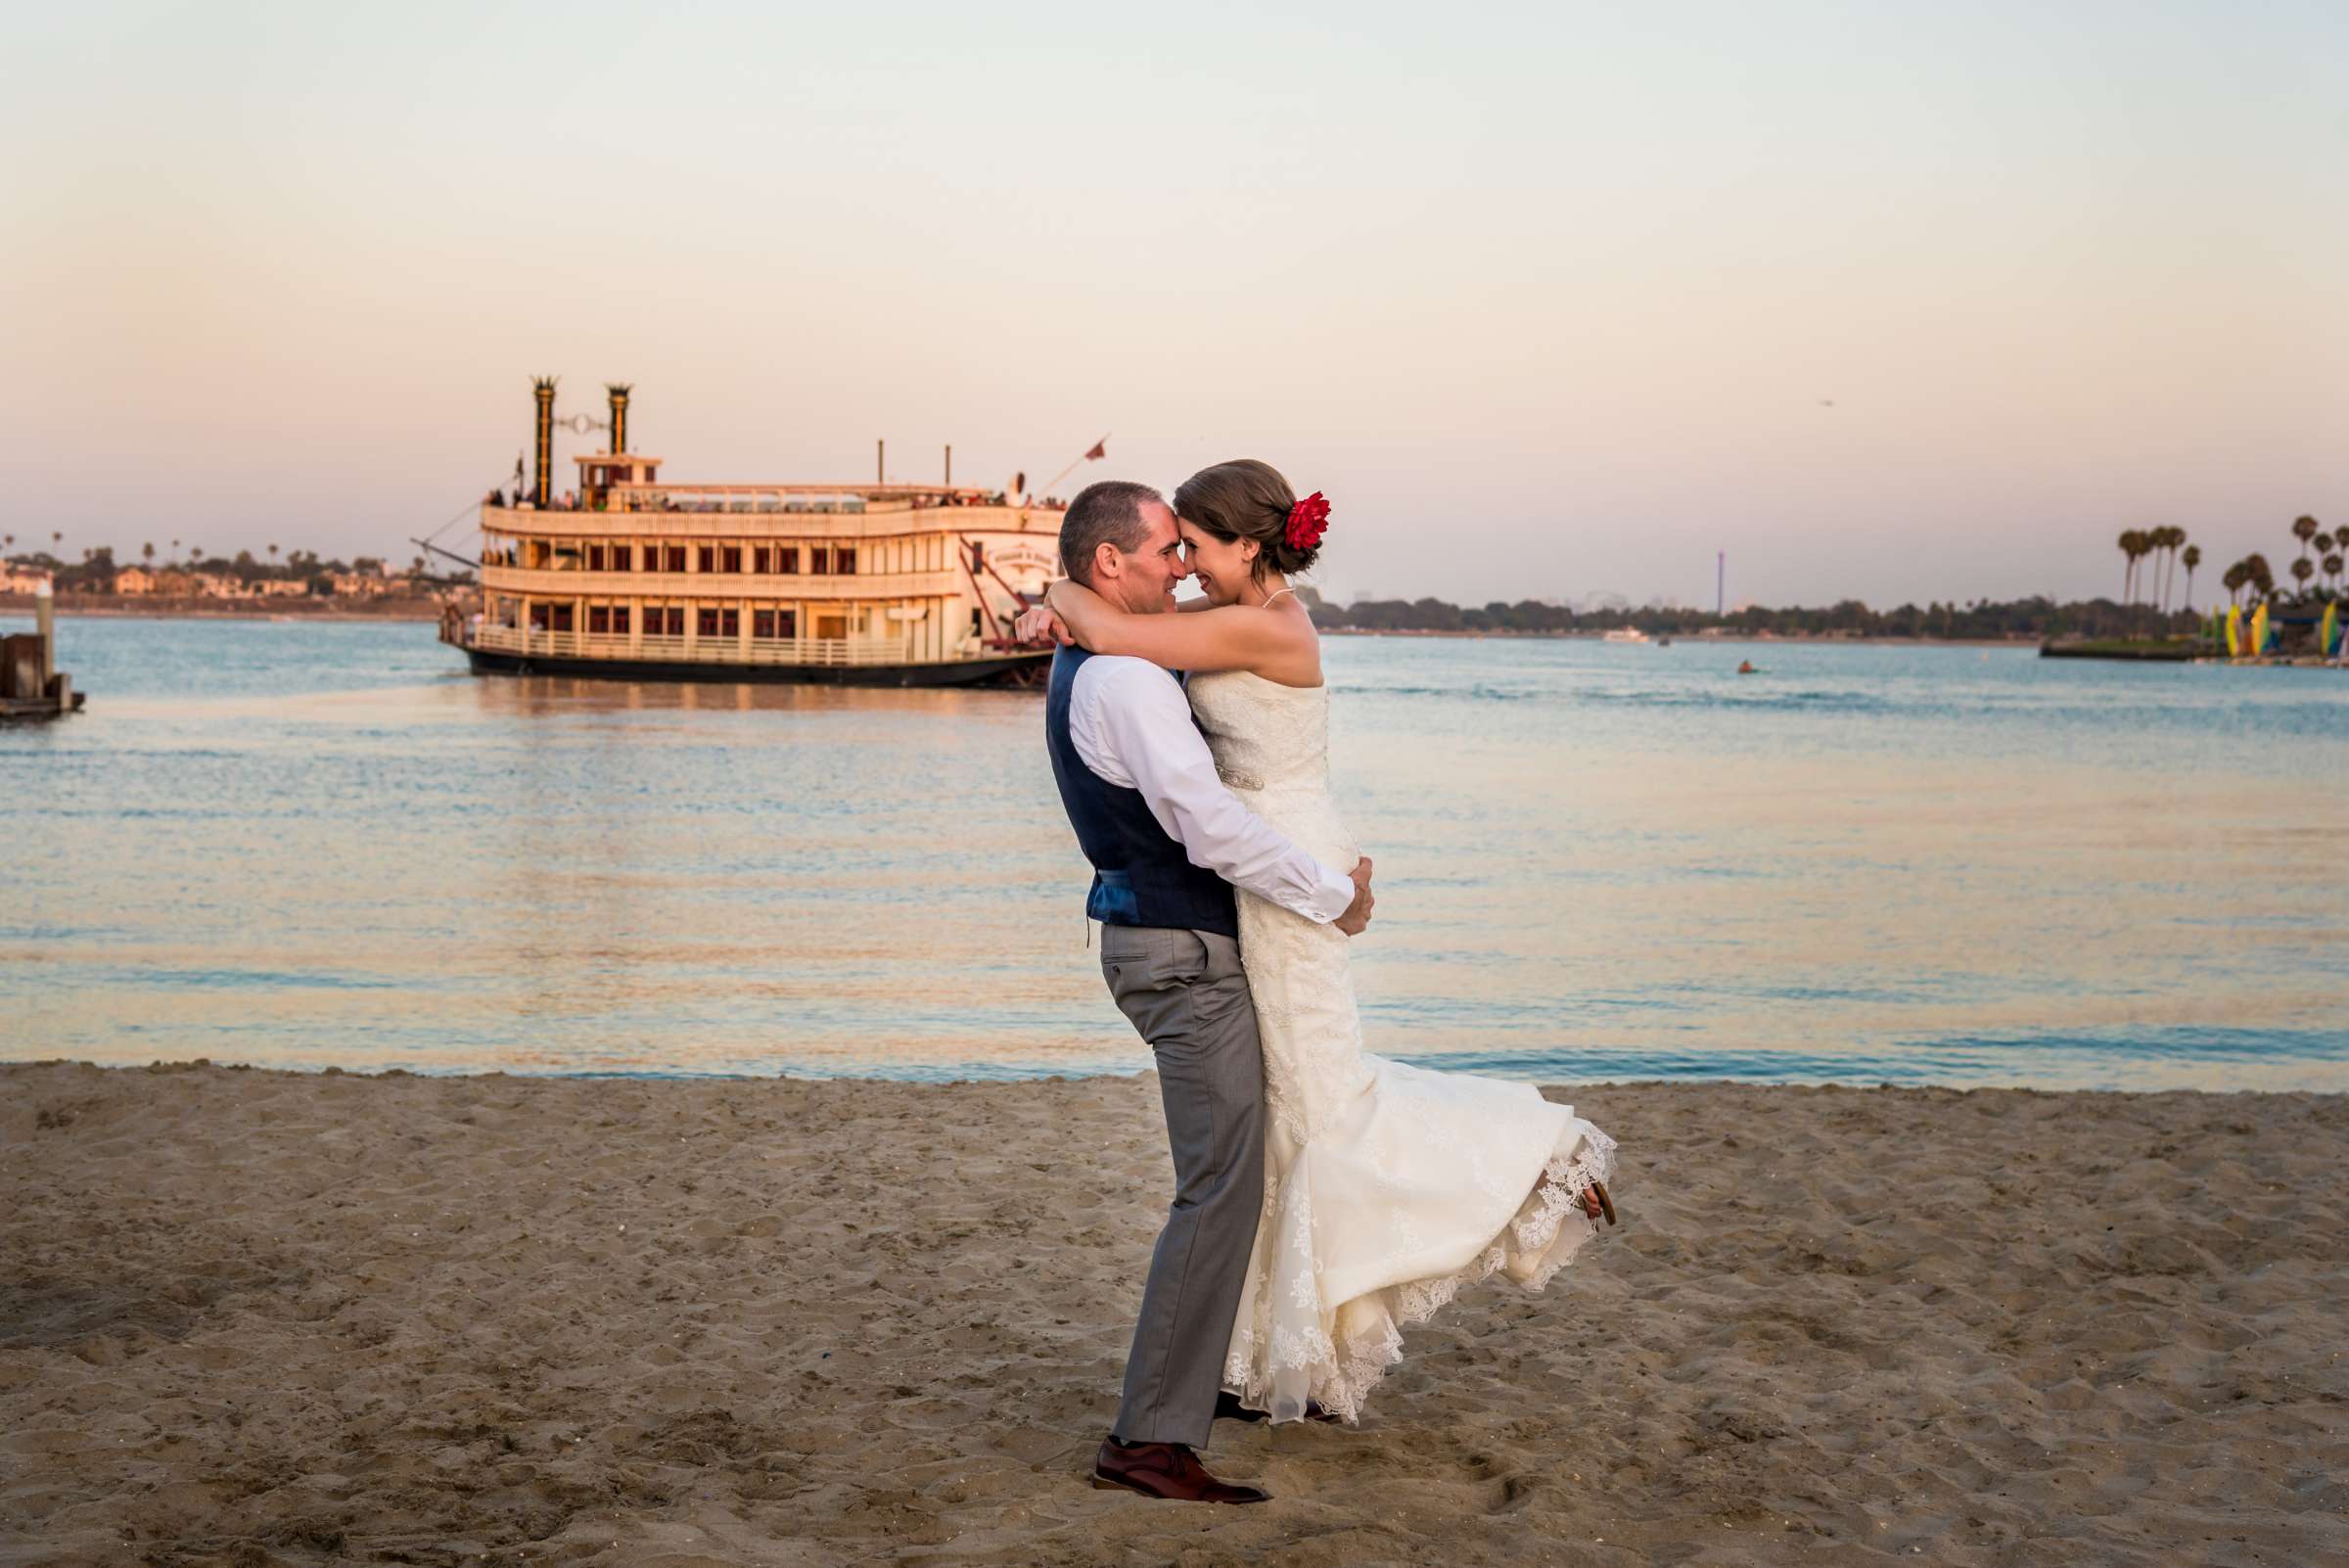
[1221,1123,1619,1425]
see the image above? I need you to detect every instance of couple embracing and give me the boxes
[1023,461,1621,1505]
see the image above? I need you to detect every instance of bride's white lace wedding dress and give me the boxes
[1188,668,1619,1425]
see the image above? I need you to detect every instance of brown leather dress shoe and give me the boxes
[1090,1438,1270,1503]
[1213,1389,1340,1425]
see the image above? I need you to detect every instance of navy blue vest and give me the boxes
[1045,646,1239,938]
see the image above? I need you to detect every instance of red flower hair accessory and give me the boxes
[1284,491,1331,551]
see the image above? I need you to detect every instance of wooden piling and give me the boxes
[35,578,53,689]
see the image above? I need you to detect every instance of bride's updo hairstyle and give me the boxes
[1173,459,1323,578]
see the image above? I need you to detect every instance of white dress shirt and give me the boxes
[1069,655,1356,925]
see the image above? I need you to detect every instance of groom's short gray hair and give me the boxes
[1060,481,1163,585]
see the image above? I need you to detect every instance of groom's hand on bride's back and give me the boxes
[1335,856,1375,936]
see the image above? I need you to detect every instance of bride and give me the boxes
[1040,459,1620,1425]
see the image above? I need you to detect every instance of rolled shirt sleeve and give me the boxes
[1070,658,1357,925]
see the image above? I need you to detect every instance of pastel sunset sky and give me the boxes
[4,1,2342,608]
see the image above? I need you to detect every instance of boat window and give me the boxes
[834,547,857,575]
[721,546,743,574]
[810,548,831,576]
[663,545,686,573]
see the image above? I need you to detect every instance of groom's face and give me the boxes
[1106,501,1187,616]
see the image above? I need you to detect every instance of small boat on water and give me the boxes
[1602,627,1651,644]
[438,381,1063,688]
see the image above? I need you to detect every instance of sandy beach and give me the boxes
[2,1063,2341,1567]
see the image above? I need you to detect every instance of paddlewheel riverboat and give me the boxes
[438,381,1064,687]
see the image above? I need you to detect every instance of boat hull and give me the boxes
[459,645,1048,688]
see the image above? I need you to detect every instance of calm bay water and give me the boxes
[5,617,2344,1090]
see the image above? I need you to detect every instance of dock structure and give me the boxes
[1,580,83,722]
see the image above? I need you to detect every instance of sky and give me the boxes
[3,1,2343,609]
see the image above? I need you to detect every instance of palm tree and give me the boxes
[2118,530,2144,604]
[2292,515,2319,566]
[2291,557,2315,598]
[2181,544,2201,610]
[2222,561,2247,607]
[2325,552,2344,595]
[2245,552,2276,603]
[142,541,156,565]
[51,530,63,548]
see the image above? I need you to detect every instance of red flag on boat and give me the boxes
[1084,439,1107,461]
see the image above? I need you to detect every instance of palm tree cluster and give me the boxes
[2114,527,2197,613]
[2210,515,2344,608]
[2220,554,2274,608]
[2129,515,2346,613]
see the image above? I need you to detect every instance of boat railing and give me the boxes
[463,623,923,668]
[603,485,875,516]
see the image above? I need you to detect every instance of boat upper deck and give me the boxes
[486,484,1060,541]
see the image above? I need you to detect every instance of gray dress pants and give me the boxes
[1099,925,1266,1450]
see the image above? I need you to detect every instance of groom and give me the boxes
[1032,481,1374,1505]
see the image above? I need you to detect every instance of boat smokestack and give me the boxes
[606,383,630,454]
[944,444,951,485]
[531,377,558,508]
[877,439,885,486]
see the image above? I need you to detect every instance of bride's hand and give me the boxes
[1015,603,1072,646]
